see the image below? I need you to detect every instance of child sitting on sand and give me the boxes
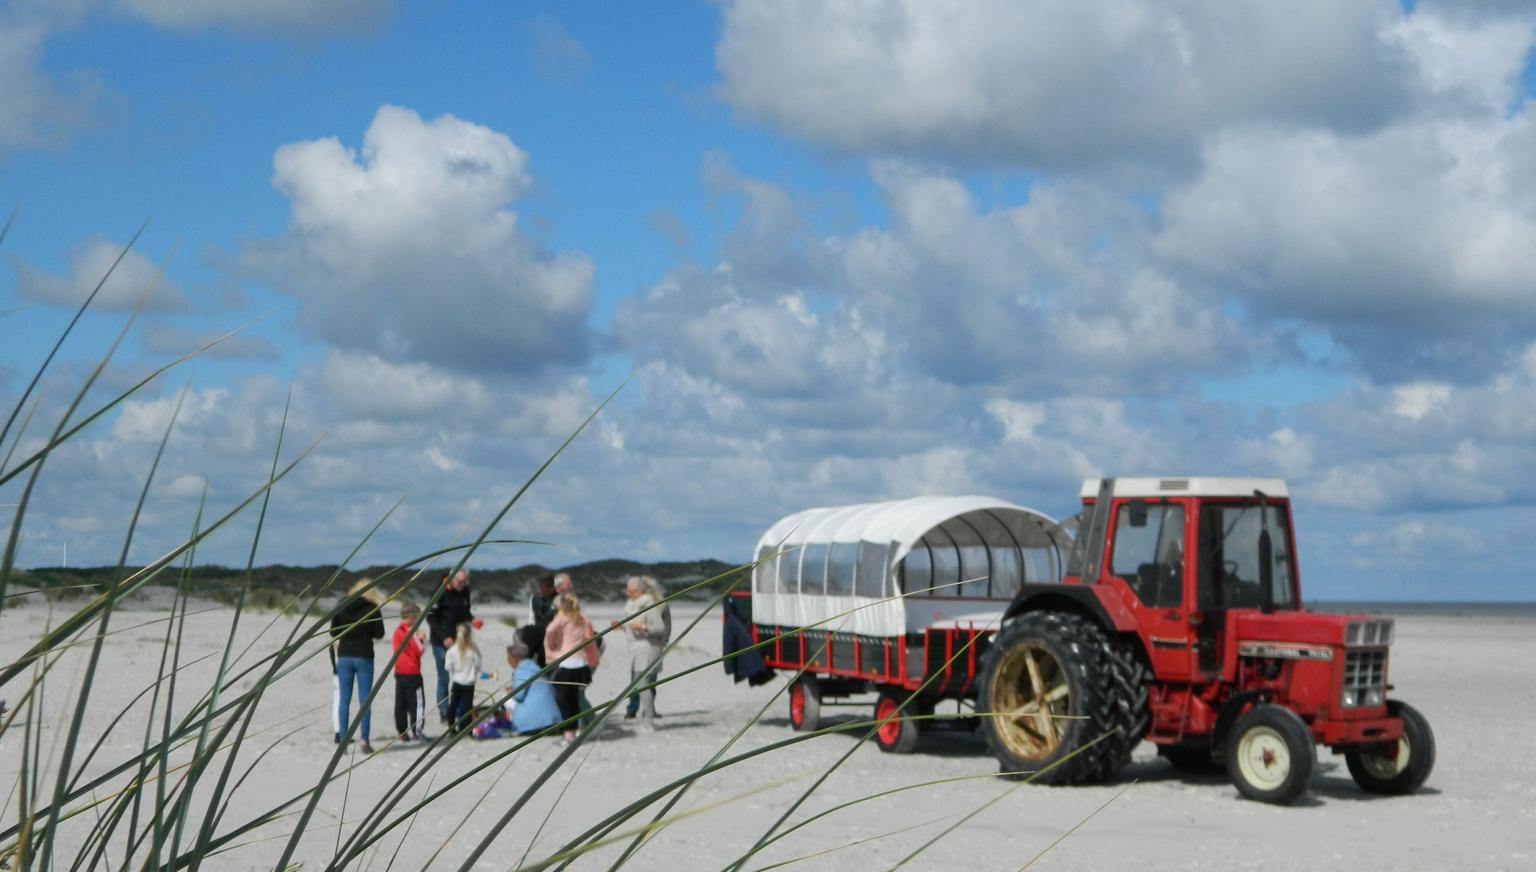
[444,622,481,733]
[392,603,428,743]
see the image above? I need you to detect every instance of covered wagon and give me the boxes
[729,495,1072,752]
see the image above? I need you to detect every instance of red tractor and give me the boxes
[979,477,1435,804]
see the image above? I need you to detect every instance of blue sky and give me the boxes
[4,0,1536,600]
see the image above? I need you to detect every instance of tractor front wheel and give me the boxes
[873,688,921,754]
[789,674,821,732]
[1346,700,1435,795]
[1226,704,1315,805]
[978,612,1145,785]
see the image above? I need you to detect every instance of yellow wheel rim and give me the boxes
[989,641,1071,760]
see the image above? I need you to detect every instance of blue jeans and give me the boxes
[432,641,450,718]
[335,656,375,742]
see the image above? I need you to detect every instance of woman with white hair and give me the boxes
[330,577,386,753]
[620,575,670,730]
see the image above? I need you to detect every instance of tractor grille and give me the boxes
[1341,649,1387,708]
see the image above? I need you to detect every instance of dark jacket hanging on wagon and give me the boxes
[330,597,385,660]
[722,597,772,686]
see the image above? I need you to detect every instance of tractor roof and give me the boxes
[1079,477,1291,499]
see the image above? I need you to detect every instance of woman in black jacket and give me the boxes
[331,578,386,752]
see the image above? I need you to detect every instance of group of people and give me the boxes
[328,569,673,752]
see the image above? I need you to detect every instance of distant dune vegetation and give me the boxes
[15,558,743,608]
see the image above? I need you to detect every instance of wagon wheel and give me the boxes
[788,674,821,732]
[989,641,1071,759]
[873,687,920,754]
[978,611,1144,785]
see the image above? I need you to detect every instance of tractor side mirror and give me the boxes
[1126,500,1149,528]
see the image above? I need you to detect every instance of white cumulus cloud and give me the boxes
[244,105,595,374]
[715,0,1414,171]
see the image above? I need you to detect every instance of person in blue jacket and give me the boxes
[506,639,560,735]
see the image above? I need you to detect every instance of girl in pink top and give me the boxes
[543,593,600,742]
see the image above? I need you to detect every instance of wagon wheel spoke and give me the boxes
[1003,700,1040,722]
[1024,651,1045,699]
[1017,715,1049,745]
[1044,682,1069,703]
[1034,707,1057,742]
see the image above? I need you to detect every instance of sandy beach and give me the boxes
[2,596,1533,871]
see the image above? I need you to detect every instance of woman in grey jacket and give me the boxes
[619,576,669,730]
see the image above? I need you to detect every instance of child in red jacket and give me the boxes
[393,603,428,742]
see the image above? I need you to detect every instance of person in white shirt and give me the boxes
[443,622,482,732]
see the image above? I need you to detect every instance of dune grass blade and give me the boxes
[749,812,960,872]
[887,731,1118,870]
[1,291,146,615]
[0,433,321,689]
[330,565,741,868]
[517,745,593,871]
[17,565,961,864]
[751,770,1034,860]
[1017,779,1135,871]
[0,539,538,847]
[123,533,193,870]
[347,575,932,868]
[511,776,802,872]
[156,496,403,866]
[146,492,205,870]
[61,654,221,872]
[451,573,752,869]
[184,388,291,872]
[0,220,147,461]
[0,396,40,479]
[382,770,436,872]
[505,717,950,872]
[722,600,998,872]
[0,316,265,493]
[596,556,796,870]
[36,386,185,870]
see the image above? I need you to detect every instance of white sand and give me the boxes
[1,596,1533,871]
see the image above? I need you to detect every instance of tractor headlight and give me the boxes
[1362,688,1384,707]
[1341,689,1358,707]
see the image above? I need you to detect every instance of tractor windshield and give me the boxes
[1196,503,1296,611]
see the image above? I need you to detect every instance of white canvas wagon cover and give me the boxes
[750,496,1072,638]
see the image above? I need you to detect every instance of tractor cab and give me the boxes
[1063,477,1302,682]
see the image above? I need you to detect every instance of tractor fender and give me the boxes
[1213,690,1273,750]
[1002,583,1139,635]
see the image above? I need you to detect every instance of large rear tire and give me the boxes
[978,611,1146,785]
[873,688,921,754]
[1346,700,1435,795]
[1226,704,1314,805]
[789,674,821,732]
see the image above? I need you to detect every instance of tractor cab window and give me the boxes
[1110,501,1185,607]
[1197,503,1296,611]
